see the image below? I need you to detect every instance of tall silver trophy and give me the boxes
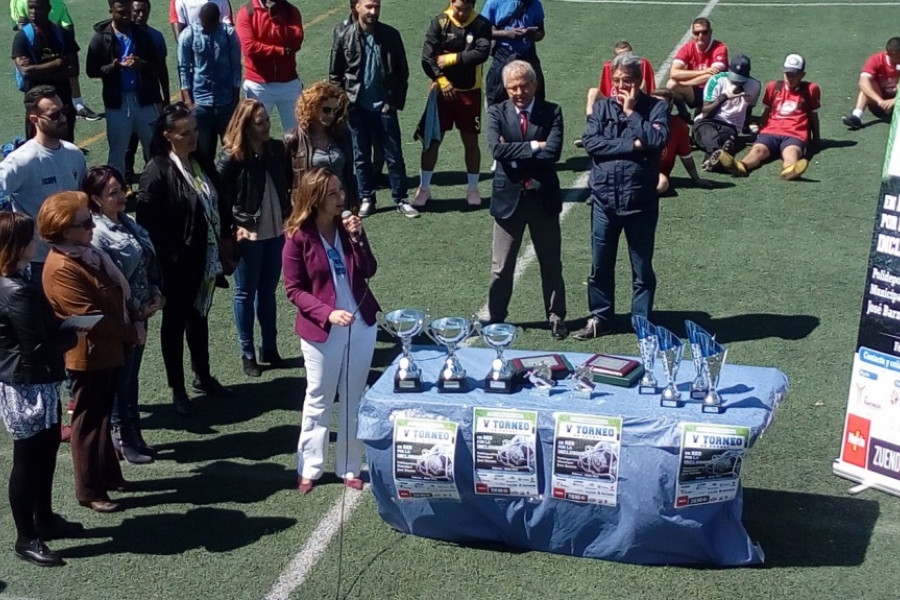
[656,326,685,408]
[426,316,477,392]
[377,309,429,393]
[684,320,712,400]
[477,323,519,394]
[631,315,659,394]
[698,332,728,414]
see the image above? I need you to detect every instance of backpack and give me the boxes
[14,23,66,92]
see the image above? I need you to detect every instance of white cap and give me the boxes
[783,53,805,73]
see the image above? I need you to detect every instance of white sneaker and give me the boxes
[396,202,420,218]
[412,187,430,207]
[359,198,374,217]
[466,188,481,207]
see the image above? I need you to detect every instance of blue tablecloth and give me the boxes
[358,347,788,566]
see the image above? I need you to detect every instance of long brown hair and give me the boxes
[222,99,268,162]
[284,168,336,236]
[294,82,349,135]
[0,213,35,276]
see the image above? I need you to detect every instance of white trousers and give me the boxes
[297,320,376,480]
[242,78,303,132]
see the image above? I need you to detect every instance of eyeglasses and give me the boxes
[692,29,710,36]
[326,247,346,276]
[70,217,95,230]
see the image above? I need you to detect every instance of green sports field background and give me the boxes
[1,0,900,598]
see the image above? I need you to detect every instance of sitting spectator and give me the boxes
[586,41,655,115]
[39,191,143,514]
[84,166,163,464]
[712,53,820,181]
[178,2,242,158]
[0,212,81,566]
[666,17,728,117]
[843,37,900,130]
[692,54,760,170]
[651,90,708,193]
[169,0,232,39]
[217,100,291,377]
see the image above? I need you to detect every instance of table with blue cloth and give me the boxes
[358,347,788,566]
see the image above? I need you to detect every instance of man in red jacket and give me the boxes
[235,0,303,131]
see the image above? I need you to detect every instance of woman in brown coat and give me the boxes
[38,191,143,513]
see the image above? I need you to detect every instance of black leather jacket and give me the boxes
[216,140,293,231]
[0,274,77,384]
[329,20,409,111]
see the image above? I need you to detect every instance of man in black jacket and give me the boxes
[486,60,566,339]
[86,0,162,177]
[330,0,416,218]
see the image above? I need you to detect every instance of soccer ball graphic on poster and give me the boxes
[415,445,453,479]
[577,442,619,481]
[497,435,536,472]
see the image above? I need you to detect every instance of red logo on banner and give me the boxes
[552,487,566,499]
[398,489,410,498]
[842,413,871,468]
[676,495,689,507]
[475,483,488,493]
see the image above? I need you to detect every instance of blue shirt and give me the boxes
[355,32,385,111]
[115,30,138,92]
[177,22,242,107]
[482,0,545,56]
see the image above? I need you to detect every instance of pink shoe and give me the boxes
[343,477,363,491]
[412,187,431,207]
[465,188,482,207]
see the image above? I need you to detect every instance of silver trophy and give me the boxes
[568,365,597,400]
[377,309,429,393]
[477,323,520,394]
[426,316,477,392]
[698,333,728,414]
[527,364,555,397]
[656,326,685,408]
[631,315,659,394]
[684,320,712,400]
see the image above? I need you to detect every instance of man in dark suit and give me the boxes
[485,59,566,339]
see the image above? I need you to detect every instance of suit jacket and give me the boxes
[487,98,563,220]
[282,218,380,344]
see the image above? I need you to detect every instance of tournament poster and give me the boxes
[393,418,459,500]
[550,413,622,505]
[472,408,539,497]
[675,423,748,508]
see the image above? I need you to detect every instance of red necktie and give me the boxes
[519,111,532,189]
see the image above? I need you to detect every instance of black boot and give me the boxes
[243,356,262,377]
[134,422,156,456]
[110,426,124,461]
[118,424,153,464]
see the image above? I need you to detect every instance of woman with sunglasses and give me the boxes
[0,212,82,566]
[285,82,358,211]
[39,191,144,513]
[283,168,379,494]
[84,166,164,464]
[217,100,292,377]
[136,102,235,416]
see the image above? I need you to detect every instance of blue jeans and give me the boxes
[105,92,157,177]
[233,236,284,358]
[347,106,408,203]
[587,202,658,324]
[112,343,145,428]
[194,101,237,161]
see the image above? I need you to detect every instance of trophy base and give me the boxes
[394,373,422,393]
[438,377,468,393]
[660,397,684,408]
[638,384,658,395]
[484,376,516,394]
[701,402,724,414]
[690,389,707,400]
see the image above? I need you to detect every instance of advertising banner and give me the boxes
[393,418,460,500]
[550,413,622,505]
[676,423,748,508]
[472,408,539,497]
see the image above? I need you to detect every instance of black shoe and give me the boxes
[34,514,83,540]
[549,316,568,340]
[243,356,262,377]
[192,376,234,397]
[259,347,286,368]
[173,389,194,415]
[15,539,61,567]
[572,317,612,340]
[119,440,153,464]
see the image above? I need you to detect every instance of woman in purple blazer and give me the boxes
[282,167,379,494]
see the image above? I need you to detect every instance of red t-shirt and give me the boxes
[862,51,900,97]
[760,80,821,142]
[673,39,728,88]
[659,115,691,176]
[599,58,656,97]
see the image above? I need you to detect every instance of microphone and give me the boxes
[341,210,363,245]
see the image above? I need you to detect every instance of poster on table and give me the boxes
[550,413,622,506]
[834,111,900,498]
[675,423,748,508]
[472,407,539,497]
[392,417,460,500]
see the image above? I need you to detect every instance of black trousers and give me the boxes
[9,425,60,542]
[691,119,738,157]
[160,292,211,392]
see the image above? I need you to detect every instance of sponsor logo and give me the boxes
[842,414,871,468]
[552,487,566,499]
[869,438,900,481]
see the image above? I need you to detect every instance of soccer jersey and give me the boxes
[760,80,821,143]
[673,39,728,87]
[696,71,760,132]
[862,51,900,97]
[599,58,656,97]
[659,115,691,177]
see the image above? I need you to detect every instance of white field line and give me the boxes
[264,1,718,598]
[552,0,896,6]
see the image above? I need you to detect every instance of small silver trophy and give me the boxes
[684,320,711,400]
[698,333,728,414]
[568,365,597,400]
[377,309,429,393]
[656,326,685,408]
[631,315,659,394]
[426,316,477,392]
[527,364,555,397]
[477,323,519,394]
